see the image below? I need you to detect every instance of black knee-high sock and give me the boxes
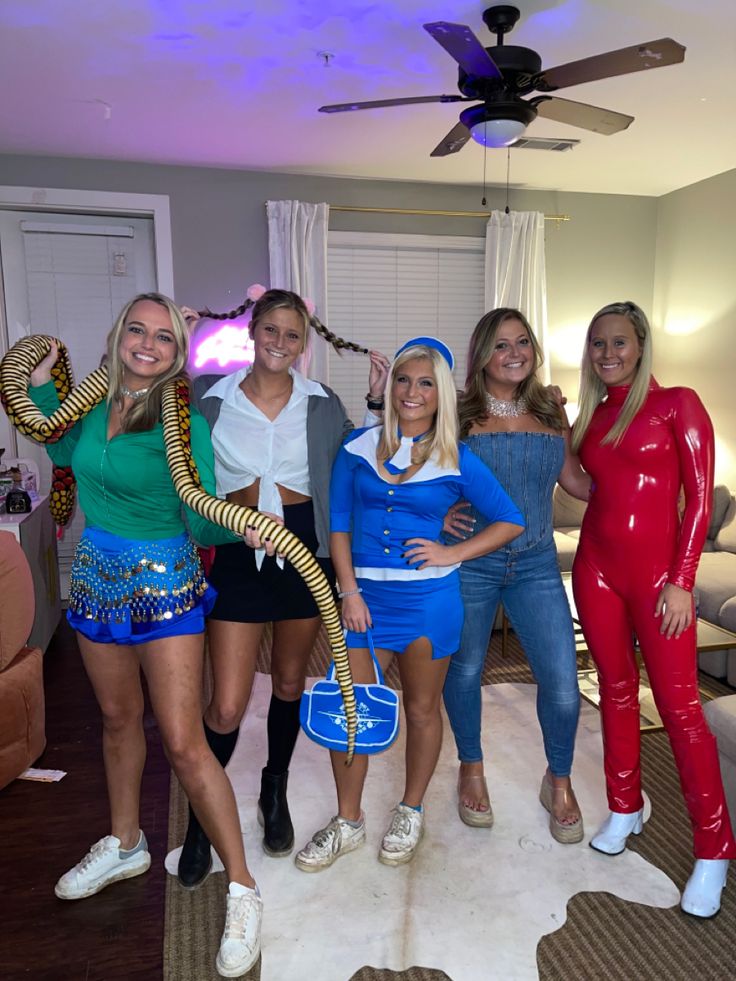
[265,695,301,775]
[203,720,240,769]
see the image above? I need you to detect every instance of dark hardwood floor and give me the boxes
[0,620,169,981]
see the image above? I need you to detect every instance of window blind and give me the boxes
[326,232,485,424]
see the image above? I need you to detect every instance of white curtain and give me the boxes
[484,210,550,382]
[267,200,330,383]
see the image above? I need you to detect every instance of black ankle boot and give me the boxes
[258,768,294,856]
[177,806,213,888]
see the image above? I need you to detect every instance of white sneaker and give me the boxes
[294,814,366,872]
[55,832,151,900]
[216,882,263,978]
[378,804,425,866]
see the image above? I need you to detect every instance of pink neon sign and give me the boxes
[192,323,254,370]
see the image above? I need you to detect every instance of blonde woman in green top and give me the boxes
[29,294,263,978]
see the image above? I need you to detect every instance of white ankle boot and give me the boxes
[590,809,644,855]
[680,859,729,918]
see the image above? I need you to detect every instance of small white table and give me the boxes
[0,495,61,651]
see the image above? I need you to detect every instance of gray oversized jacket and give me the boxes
[193,373,353,557]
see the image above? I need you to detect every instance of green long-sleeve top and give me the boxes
[30,381,238,545]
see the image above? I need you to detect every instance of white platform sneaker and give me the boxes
[216,882,263,977]
[295,814,366,872]
[589,809,644,855]
[378,803,425,866]
[680,859,729,918]
[55,832,151,899]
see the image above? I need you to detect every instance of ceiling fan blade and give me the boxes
[430,121,471,157]
[535,38,686,92]
[509,136,581,151]
[533,96,633,135]
[319,94,465,113]
[424,21,503,79]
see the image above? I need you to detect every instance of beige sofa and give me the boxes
[703,696,736,837]
[694,485,736,681]
[552,484,736,682]
[552,485,586,574]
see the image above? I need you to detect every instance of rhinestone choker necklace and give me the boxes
[485,392,528,418]
[120,385,150,401]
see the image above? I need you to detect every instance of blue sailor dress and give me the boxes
[330,427,524,658]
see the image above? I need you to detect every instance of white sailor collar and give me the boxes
[344,426,461,482]
[202,366,328,403]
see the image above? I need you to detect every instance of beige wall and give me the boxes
[3,151,731,477]
[0,153,656,402]
[653,168,736,485]
[544,193,656,399]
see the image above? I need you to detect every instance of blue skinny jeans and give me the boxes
[443,543,580,777]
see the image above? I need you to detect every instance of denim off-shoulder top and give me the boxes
[462,431,564,553]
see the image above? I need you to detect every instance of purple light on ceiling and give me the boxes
[527,0,582,37]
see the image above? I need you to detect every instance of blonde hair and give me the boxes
[378,345,459,470]
[458,307,564,437]
[571,301,653,453]
[106,292,191,433]
[248,289,310,354]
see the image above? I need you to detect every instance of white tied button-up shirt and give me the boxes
[204,366,329,568]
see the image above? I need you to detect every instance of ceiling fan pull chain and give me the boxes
[505,147,511,214]
[481,140,488,207]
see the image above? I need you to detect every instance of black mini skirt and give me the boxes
[208,500,335,623]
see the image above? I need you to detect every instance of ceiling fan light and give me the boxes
[469,117,528,148]
[460,101,537,150]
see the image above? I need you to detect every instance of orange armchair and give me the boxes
[0,530,45,789]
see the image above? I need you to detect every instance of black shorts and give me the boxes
[208,500,335,623]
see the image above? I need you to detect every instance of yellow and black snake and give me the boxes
[0,336,357,760]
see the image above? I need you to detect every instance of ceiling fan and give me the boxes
[318,5,685,156]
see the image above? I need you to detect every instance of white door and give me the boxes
[0,209,157,594]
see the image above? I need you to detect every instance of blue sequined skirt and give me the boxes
[68,527,216,645]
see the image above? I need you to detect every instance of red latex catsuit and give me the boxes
[573,380,736,859]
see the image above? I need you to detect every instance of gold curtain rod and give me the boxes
[329,205,571,221]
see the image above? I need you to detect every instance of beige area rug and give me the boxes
[165,673,678,981]
[165,631,736,981]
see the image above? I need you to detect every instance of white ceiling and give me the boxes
[0,0,733,197]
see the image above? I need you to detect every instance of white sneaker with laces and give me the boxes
[294,814,366,872]
[216,882,263,978]
[379,803,425,866]
[54,832,151,900]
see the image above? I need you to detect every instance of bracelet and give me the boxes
[338,587,363,599]
[365,393,385,410]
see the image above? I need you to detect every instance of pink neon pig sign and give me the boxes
[192,324,255,370]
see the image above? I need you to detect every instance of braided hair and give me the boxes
[198,289,368,355]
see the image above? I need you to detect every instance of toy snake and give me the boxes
[0,335,357,760]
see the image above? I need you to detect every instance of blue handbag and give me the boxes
[300,629,399,755]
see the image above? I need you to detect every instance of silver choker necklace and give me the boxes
[485,392,528,418]
[121,385,149,401]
